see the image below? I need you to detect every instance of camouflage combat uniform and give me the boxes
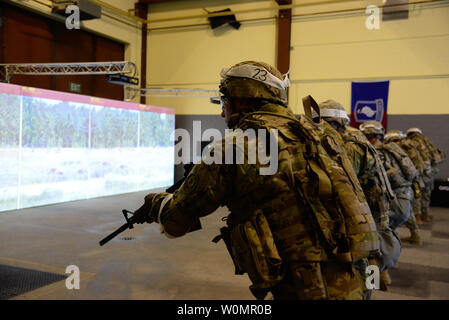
[342,127,400,272]
[135,61,381,300]
[406,130,443,220]
[316,101,400,273]
[385,131,423,244]
[373,140,418,230]
[147,103,373,300]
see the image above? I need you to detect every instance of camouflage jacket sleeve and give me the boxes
[147,135,238,238]
[401,141,424,174]
[148,160,234,237]
[410,138,431,163]
[423,136,442,164]
[343,141,365,176]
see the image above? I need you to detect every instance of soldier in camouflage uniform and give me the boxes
[384,130,423,245]
[318,101,401,292]
[406,128,445,222]
[131,61,379,300]
[360,121,418,232]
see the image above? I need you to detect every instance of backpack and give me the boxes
[422,136,442,164]
[383,142,418,182]
[293,96,380,263]
[344,127,395,201]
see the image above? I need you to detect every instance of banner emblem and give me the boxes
[351,81,389,129]
[354,99,384,122]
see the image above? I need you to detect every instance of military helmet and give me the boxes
[407,127,423,136]
[384,129,404,142]
[317,100,350,127]
[219,61,290,104]
[359,120,385,136]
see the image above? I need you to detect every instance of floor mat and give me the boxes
[0,264,67,300]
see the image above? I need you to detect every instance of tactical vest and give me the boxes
[383,142,418,182]
[407,135,433,164]
[375,142,415,189]
[214,100,379,298]
[409,134,443,165]
[396,139,424,174]
[423,136,442,164]
[342,127,394,230]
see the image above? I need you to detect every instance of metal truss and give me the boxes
[125,87,220,101]
[0,61,138,83]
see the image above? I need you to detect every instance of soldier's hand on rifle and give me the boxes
[133,193,157,224]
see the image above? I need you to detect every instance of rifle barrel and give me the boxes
[99,223,130,246]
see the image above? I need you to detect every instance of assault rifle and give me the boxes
[99,141,211,246]
[99,209,139,246]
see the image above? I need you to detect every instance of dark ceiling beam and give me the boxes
[275,0,292,75]
[138,0,177,4]
[135,2,148,104]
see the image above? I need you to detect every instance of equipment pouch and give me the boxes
[228,210,284,296]
[412,180,421,197]
[290,262,328,300]
[386,166,406,187]
[213,226,245,276]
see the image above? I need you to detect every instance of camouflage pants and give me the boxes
[422,171,435,214]
[270,261,364,300]
[389,193,413,230]
[421,186,432,214]
[412,193,422,216]
[404,211,420,231]
[404,196,421,231]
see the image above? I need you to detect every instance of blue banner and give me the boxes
[350,81,390,129]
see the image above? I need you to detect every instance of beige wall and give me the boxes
[289,0,449,115]
[147,0,276,115]
[146,0,449,115]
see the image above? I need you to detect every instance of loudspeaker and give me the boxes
[208,8,240,30]
[52,0,102,21]
[383,0,409,21]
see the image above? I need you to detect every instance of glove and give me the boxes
[133,193,157,224]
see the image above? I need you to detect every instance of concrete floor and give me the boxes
[0,190,448,300]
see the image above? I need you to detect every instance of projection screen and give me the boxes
[0,83,175,212]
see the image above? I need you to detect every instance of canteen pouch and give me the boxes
[214,210,284,299]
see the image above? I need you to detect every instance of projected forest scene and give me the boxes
[0,84,174,212]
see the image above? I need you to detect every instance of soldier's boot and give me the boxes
[380,270,391,291]
[421,212,433,222]
[415,214,423,225]
[401,229,423,246]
